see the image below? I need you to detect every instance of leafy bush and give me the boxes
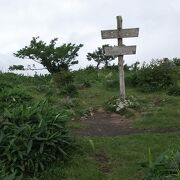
[0,88,33,113]
[0,101,73,179]
[104,96,141,116]
[173,58,180,66]
[0,88,32,103]
[60,84,78,97]
[0,164,18,180]
[167,85,180,96]
[143,149,180,179]
[103,64,119,71]
[129,59,178,92]
[52,71,78,96]
[77,80,91,89]
[84,65,97,71]
[74,68,98,84]
[0,82,13,92]
[104,96,117,112]
[0,73,51,89]
[82,80,91,88]
[52,71,74,88]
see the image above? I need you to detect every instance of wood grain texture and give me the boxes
[116,16,126,101]
[100,15,139,101]
[104,45,136,56]
[101,28,139,39]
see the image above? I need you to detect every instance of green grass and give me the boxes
[1,69,180,179]
[68,121,87,129]
[134,94,180,128]
[40,133,180,180]
[75,83,180,129]
[78,83,118,110]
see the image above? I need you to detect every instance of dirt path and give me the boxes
[72,109,180,136]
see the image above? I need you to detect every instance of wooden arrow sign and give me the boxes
[101,16,139,101]
[101,28,139,39]
[104,45,136,56]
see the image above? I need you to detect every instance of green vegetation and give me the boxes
[134,94,180,128]
[14,37,83,73]
[167,84,180,96]
[40,134,180,180]
[129,58,178,92]
[0,57,180,179]
[9,65,25,71]
[144,148,180,179]
[0,101,73,178]
[87,45,115,69]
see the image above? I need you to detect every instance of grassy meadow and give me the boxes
[0,59,180,179]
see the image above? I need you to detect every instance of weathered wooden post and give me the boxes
[117,16,125,101]
[101,16,139,102]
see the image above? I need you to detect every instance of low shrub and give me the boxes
[173,58,180,66]
[77,80,91,89]
[103,64,119,71]
[0,82,13,92]
[60,84,78,97]
[81,80,91,88]
[0,88,33,113]
[74,68,98,84]
[143,149,180,179]
[0,88,32,103]
[167,85,180,96]
[84,65,97,71]
[0,163,18,180]
[0,73,22,85]
[52,71,74,88]
[104,96,141,116]
[129,59,178,92]
[0,101,73,179]
[104,96,118,112]
[52,71,78,97]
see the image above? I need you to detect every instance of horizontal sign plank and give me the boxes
[101,28,139,39]
[104,46,136,56]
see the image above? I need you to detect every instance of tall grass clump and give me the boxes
[167,85,180,96]
[53,71,78,97]
[0,101,74,179]
[0,88,33,113]
[143,149,180,179]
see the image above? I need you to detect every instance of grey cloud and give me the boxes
[0,0,180,73]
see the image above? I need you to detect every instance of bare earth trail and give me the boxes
[72,109,180,136]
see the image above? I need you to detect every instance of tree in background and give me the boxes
[173,58,180,66]
[8,64,45,71]
[14,37,83,74]
[8,65,25,71]
[130,61,140,71]
[87,45,115,69]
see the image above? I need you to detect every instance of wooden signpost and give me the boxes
[104,46,136,56]
[101,28,139,39]
[101,16,139,101]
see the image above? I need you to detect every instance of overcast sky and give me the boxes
[0,0,180,74]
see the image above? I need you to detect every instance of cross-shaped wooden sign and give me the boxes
[101,16,139,101]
